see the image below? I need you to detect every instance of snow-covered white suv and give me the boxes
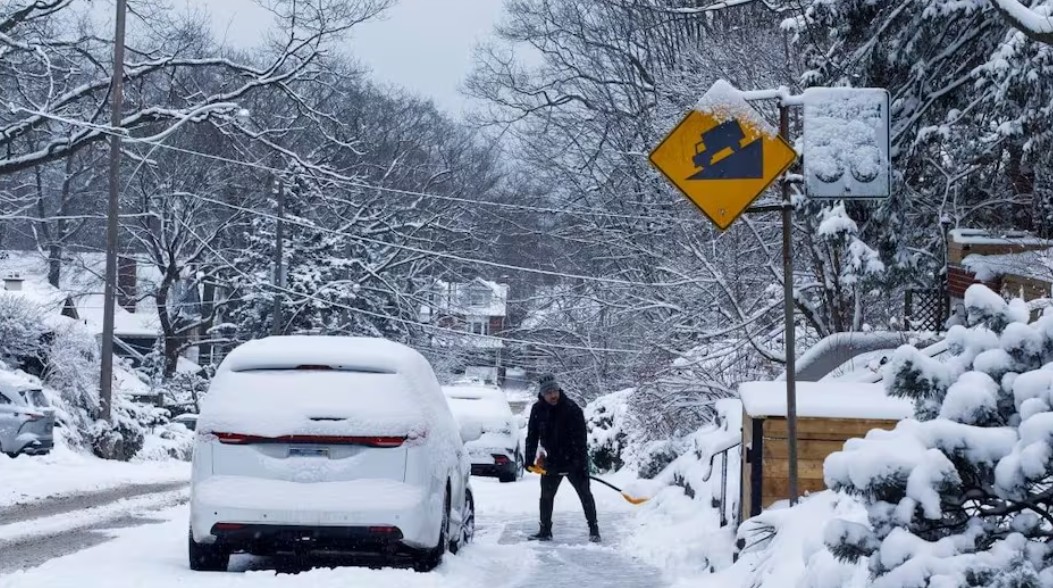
[188,336,477,572]
[443,383,524,483]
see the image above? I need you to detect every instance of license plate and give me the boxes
[288,446,329,458]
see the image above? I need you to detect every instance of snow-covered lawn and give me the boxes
[1,471,655,586]
[0,438,190,509]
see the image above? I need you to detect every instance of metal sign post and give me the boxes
[649,81,890,511]
[778,103,799,506]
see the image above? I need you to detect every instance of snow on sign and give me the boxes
[649,80,797,231]
[803,87,891,199]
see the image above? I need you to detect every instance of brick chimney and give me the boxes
[117,256,137,312]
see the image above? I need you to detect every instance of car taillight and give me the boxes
[214,433,406,448]
[23,413,43,422]
[211,523,245,532]
[493,454,510,465]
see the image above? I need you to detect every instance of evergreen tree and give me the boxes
[825,284,1053,586]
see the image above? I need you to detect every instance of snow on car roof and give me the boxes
[219,335,426,375]
[738,381,913,420]
[199,370,427,438]
[203,336,455,441]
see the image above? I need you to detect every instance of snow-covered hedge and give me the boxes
[0,293,48,366]
[585,388,634,472]
[822,285,1053,586]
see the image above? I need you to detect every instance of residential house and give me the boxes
[420,278,509,383]
[0,250,204,370]
[946,228,1053,313]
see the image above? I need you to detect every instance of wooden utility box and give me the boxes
[738,381,912,522]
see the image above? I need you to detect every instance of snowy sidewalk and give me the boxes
[499,513,667,587]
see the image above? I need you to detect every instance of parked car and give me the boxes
[443,384,524,483]
[0,375,55,457]
[188,336,477,572]
[172,413,198,431]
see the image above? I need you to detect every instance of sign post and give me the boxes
[649,81,890,511]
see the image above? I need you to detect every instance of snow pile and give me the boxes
[691,492,870,588]
[621,399,742,581]
[0,440,190,508]
[819,285,1053,586]
[694,79,774,133]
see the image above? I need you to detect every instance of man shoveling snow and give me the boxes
[524,374,601,543]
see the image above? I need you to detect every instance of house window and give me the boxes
[469,286,491,307]
[469,318,488,335]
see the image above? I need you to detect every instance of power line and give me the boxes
[175,216,648,355]
[186,192,697,289]
[17,108,691,225]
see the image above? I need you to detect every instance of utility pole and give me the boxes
[99,0,128,423]
[779,103,800,507]
[271,178,285,335]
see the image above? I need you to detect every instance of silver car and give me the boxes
[0,385,55,457]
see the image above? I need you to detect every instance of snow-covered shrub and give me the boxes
[585,388,633,472]
[42,319,100,445]
[637,439,681,480]
[824,285,1053,586]
[0,294,48,366]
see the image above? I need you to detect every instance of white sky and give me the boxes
[172,0,504,117]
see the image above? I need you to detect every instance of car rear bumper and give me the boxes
[190,476,436,550]
[470,462,517,477]
[208,523,408,556]
[14,434,53,455]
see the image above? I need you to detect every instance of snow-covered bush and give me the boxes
[42,319,100,445]
[637,439,681,480]
[0,294,48,366]
[585,388,633,472]
[824,284,1053,586]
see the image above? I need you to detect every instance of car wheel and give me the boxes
[188,528,230,572]
[450,489,475,554]
[515,449,525,480]
[415,490,450,572]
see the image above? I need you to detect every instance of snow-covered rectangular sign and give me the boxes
[802,87,890,199]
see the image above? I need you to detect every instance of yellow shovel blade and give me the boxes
[619,493,644,507]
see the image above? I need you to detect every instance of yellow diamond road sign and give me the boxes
[649,86,797,231]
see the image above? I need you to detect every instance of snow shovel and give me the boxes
[527,465,649,505]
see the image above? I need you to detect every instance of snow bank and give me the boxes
[0,437,189,508]
[621,399,742,583]
[678,491,869,588]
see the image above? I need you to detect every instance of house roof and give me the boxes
[948,228,1050,247]
[962,247,1053,283]
[428,278,509,318]
[0,250,160,337]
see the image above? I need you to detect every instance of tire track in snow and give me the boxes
[0,488,189,574]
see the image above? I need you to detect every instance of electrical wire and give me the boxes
[174,216,649,355]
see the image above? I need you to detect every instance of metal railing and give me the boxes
[703,439,741,528]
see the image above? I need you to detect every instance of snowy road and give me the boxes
[0,474,670,587]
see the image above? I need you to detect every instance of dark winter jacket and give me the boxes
[524,392,588,474]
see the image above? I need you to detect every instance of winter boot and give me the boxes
[588,524,601,543]
[528,526,552,541]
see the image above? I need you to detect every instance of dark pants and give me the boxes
[539,472,598,531]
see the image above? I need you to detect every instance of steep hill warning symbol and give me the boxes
[687,120,763,180]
